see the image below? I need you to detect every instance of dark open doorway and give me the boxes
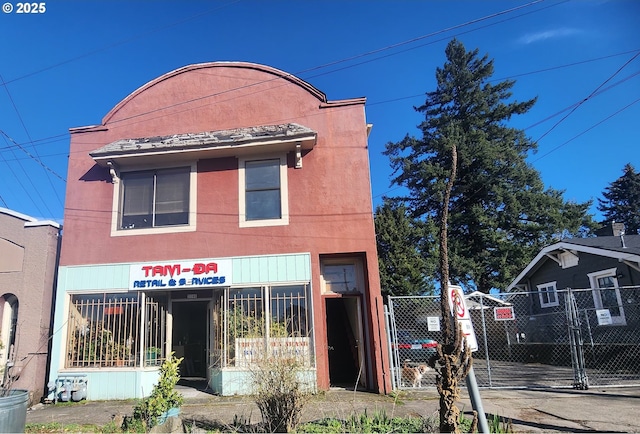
[172,301,208,380]
[325,297,366,389]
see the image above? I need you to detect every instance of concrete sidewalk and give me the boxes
[26,385,640,432]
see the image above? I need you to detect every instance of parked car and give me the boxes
[392,329,438,364]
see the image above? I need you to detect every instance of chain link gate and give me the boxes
[386,287,640,390]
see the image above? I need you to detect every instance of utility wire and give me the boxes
[0,0,244,86]
[0,0,566,151]
[534,50,640,143]
[0,134,49,216]
[374,82,640,200]
[0,73,64,206]
[102,0,551,127]
[0,129,66,182]
[532,97,640,163]
[2,52,637,155]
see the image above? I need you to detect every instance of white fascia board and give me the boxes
[506,241,640,292]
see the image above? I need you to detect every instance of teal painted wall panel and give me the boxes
[209,368,316,396]
[54,370,160,401]
[231,253,310,285]
[62,264,130,291]
[60,254,310,290]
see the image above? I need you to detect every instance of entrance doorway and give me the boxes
[171,301,208,380]
[325,297,366,389]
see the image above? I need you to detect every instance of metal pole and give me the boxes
[478,295,492,387]
[466,365,490,433]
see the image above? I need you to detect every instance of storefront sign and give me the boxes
[235,337,311,368]
[129,258,232,290]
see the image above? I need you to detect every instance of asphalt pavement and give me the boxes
[26,383,640,432]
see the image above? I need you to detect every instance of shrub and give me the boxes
[131,352,184,429]
[251,357,310,433]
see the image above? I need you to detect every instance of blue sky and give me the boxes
[1,0,638,224]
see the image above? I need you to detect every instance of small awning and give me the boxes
[90,123,317,167]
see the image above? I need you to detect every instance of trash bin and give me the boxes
[0,389,29,433]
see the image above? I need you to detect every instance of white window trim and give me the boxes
[238,154,289,228]
[110,162,197,237]
[587,268,626,325]
[536,281,559,308]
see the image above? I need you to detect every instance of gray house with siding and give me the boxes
[505,226,640,368]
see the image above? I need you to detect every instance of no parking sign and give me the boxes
[447,285,478,352]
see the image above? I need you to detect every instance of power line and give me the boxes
[0,129,66,182]
[0,0,244,86]
[0,134,51,216]
[532,97,640,163]
[100,0,551,128]
[2,50,637,155]
[0,0,567,152]
[534,50,640,143]
[0,73,64,207]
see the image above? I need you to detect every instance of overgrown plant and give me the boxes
[131,352,184,430]
[251,357,310,433]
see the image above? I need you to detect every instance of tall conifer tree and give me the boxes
[375,200,435,297]
[598,163,640,234]
[385,39,595,293]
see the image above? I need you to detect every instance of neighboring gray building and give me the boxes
[506,225,640,368]
[0,208,61,404]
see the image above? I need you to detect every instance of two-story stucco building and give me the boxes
[47,62,391,400]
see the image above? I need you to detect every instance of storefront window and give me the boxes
[66,292,167,368]
[212,285,312,368]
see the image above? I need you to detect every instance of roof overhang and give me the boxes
[506,241,640,292]
[89,123,317,168]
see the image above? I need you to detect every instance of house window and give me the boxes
[239,156,289,227]
[66,292,167,368]
[588,268,626,325]
[211,285,312,368]
[112,164,197,236]
[536,281,559,308]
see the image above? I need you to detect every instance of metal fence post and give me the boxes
[478,294,492,387]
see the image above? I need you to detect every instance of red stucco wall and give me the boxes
[60,62,390,393]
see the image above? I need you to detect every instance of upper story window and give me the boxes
[536,281,559,308]
[121,167,190,229]
[111,164,197,237]
[239,155,289,227]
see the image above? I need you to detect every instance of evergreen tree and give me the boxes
[598,163,640,234]
[384,39,595,293]
[374,200,436,297]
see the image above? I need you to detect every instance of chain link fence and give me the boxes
[386,286,640,390]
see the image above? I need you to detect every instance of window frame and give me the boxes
[320,258,365,294]
[238,154,289,228]
[213,284,312,368]
[111,162,197,237]
[65,291,168,369]
[588,268,626,326]
[536,281,559,308]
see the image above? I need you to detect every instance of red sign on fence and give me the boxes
[494,306,515,321]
